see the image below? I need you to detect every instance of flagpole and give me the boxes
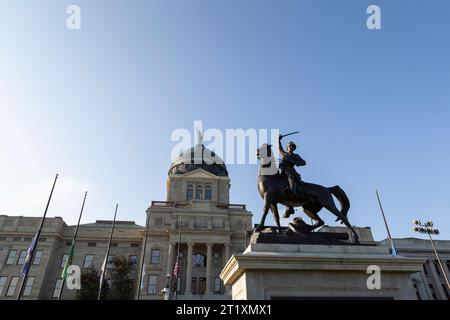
[17,173,59,300]
[136,211,150,300]
[58,191,88,300]
[376,190,397,256]
[98,203,118,300]
[173,216,182,300]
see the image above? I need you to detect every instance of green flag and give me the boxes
[61,245,74,280]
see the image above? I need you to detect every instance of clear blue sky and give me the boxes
[1,1,449,241]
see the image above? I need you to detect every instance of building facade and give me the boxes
[140,142,253,299]
[0,216,143,300]
[0,143,449,300]
[0,142,253,300]
[381,238,450,300]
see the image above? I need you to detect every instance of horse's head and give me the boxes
[257,144,278,178]
[257,143,272,162]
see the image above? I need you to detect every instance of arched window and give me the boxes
[186,184,193,201]
[205,185,212,200]
[192,253,206,267]
[195,185,203,199]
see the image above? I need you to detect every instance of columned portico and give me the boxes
[143,140,253,300]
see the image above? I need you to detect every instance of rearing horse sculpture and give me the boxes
[256,143,359,243]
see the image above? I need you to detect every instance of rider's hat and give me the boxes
[287,141,297,151]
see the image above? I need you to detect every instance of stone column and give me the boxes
[206,243,213,294]
[225,242,231,262]
[166,242,176,283]
[185,242,194,295]
[224,242,232,295]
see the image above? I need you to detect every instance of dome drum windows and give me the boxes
[186,184,194,201]
[186,182,213,201]
[195,185,203,199]
[205,184,212,200]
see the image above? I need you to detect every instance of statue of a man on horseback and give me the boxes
[255,133,360,243]
[278,134,306,218]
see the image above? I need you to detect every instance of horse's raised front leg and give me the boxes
[254,192,271,232]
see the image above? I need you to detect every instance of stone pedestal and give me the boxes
[220,242,426,300]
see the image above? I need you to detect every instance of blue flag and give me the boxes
[21,236,37,276]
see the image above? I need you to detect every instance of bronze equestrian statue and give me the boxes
[255,139,360,243]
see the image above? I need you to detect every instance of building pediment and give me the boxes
[178,168,224,179]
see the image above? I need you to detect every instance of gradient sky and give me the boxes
[1,0,449,241]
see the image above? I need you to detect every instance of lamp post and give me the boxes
[412,220,450,290]
[161,273,171,300]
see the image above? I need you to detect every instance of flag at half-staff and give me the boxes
[376,190,397,256]
[20,236,37,277]
[17,174,59,300]
[172,259,181,293]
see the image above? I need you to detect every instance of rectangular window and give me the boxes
[150,249,160,264]
[147,275,158,295]
[23,277,35,296]
[6,276,19,297]
[83,255,94,268]
[0,276,7,296]
[131,243,140,248]
[0,236,7,241]
[65,241,72,246]
[52,279,63,298]
[214,277,222,293]
[129,255,138,266]
[13,237,22,242]
[186,184,193,201]
[205,185,212,200]
[88,242,96,247]
[111,243,118,247]
[61,255,69,268]
[39,238,47,242]
[33,251,43,265]
[192,277,197,295]
[18,250,28,265]
[23,237,32,242]
[6,250,18,265]
[199,277,206,295]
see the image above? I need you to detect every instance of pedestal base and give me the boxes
[220,242,426,300]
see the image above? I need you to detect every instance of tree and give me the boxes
[76,266,109,300]
[107,255,134,300]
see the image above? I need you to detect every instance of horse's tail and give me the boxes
[329,185,350,219]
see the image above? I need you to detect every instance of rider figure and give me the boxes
[279,134,306,217]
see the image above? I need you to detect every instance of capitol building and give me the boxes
[0,142,449,300]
